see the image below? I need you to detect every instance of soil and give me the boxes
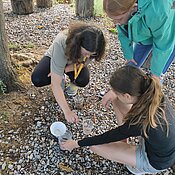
[0,47,46,154]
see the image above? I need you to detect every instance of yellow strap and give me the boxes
[74,64,77,79]
[74,56,86,79]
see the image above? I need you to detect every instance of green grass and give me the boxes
[94,0,104,17]
[8,42,21,51]
[25,42,35,49]
[0,112,8,121]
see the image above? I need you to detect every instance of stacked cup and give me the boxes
[50,122,72,149]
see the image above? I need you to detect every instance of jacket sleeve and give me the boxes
[147,8,175,76]
[117,25,134,60]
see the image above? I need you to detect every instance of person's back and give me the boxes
[144,96,175,170]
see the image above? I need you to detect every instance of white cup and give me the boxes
[50,122,67,138]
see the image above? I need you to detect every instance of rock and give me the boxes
[2,162,6,170]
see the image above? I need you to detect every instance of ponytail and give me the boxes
[110,66,168,138]
[125,76,168,138]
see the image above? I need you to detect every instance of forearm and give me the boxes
[117,25,133,60]
[51,83,71,115]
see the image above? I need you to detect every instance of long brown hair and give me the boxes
[103,0,136,16]
[65,22,106,63]
[110,65,169,137]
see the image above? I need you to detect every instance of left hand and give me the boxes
[60,140,79,152]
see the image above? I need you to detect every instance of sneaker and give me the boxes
[65,83,78,96]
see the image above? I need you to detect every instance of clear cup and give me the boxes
[58,130,72,143]
[73,96,84,109]
[83,118,94,135]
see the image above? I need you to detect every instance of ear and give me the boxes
[123,93,133,102]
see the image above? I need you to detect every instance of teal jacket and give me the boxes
[117,0,175,76]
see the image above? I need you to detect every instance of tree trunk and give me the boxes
[76,0,94,18]
[11,0,34,15]
[0,1,22,92]
[36,0,53,8]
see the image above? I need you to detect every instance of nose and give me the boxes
[112,20,120,25]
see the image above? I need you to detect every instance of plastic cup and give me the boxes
[83,118,94,135]
[50,122,67,138]
[59,130,72,143]
[73,96,84,109]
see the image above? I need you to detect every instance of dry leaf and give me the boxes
[58,163,74,173]
[36,25,44,29]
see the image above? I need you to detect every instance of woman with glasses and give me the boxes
[104,0,175,80]
[31,22,106,123]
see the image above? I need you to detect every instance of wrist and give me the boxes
[75,140,80,148]
[63,108,72,116]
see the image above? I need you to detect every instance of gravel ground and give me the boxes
[0,1,175,175]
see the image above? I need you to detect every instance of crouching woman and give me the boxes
[61,65,175,174]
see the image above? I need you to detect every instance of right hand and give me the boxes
[60,140,79,152]
[64,110,79,124]
[102,90,117,109]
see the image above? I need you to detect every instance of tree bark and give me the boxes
[10,0,34,15]
[0,0,22,92]
[76,0,94,18]
[36,0,53,8]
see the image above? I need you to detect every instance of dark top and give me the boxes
[78,97,175,170]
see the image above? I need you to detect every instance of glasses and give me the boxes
[81,47,96,57]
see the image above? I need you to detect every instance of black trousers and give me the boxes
[31,56,90,87]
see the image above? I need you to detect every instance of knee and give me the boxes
[31,73,44,87]
[75,67,89,87]
[75,76,89,87]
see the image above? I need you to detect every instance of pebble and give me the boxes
[2,162,6,170]
[8,164,13,170]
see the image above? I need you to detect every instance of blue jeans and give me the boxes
[128,43,175,75]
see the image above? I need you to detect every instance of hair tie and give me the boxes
[141,74,151,94]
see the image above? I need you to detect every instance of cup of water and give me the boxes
[50,122,73,150]
[59,129,72,143]
[83,118,94,135]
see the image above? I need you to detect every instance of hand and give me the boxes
[48,72,52,77]
[64,110,79,124]
[60,140,79,152]
[102,90,117,109]
[125,59,137,65]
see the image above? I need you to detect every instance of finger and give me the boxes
[48,72,51,77]
[105,101,111,109]
[101,97,106,106]
[74,116,79,124]
[102,99,108,107]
